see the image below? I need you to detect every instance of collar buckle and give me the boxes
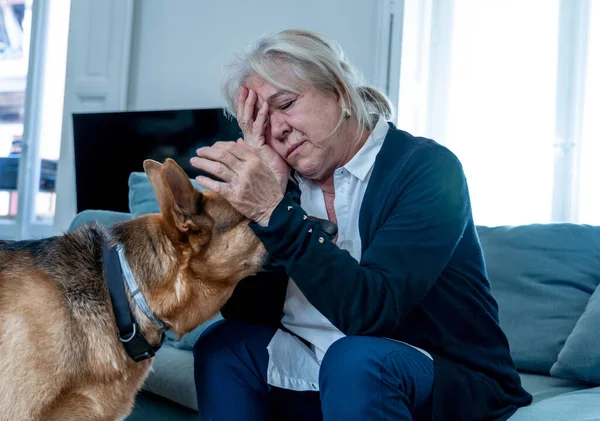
[120,322,161,362]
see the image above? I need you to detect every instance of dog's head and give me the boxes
[143,158,268,278]
[139,158,268,334]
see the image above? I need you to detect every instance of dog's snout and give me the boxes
[262,253,286,274]
[262,253,274,267]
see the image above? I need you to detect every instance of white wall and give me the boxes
[127,0,384,111]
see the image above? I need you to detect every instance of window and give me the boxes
[0,0,29,219]
[395,0,599,227]
[0,0,70,239]
[577,0,600,224]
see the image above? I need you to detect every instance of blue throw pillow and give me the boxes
[550,282,600,384]
[128,171,219,350]
[128,171,204,217]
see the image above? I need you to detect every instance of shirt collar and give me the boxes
[294,115,390,184]
[341,115,389,181]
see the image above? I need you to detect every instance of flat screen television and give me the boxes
[72,108,241,214]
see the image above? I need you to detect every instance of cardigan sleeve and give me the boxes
[249,145,471,337]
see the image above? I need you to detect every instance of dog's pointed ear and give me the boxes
[143,159,172,214]
[163,158,204,233]
[143,158,204,234]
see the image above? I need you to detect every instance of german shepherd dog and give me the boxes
[0,158,268,420]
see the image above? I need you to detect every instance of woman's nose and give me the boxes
[269,112,291,141]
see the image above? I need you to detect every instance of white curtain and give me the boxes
[395,0,599,227]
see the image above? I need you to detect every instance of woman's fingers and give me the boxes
[190,157,237,182]
[255,102,269,128]
[195,175,230,198]
[241,89,257,129]
[191,138,284,224]
[210,140,253,162]
[193,141,262,175]
[236,87,248,121]
[191,147,240,181]
[247,102,269,146]
[197,143,241,163]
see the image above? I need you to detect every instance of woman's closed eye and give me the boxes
[278,99,296,110]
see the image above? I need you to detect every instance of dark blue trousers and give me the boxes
[193,320,434,421]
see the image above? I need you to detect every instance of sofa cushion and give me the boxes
[143,345,198,411]
[476,224,600,374]
[551,281,600,384]
[518,373,591,403]
[507,386,600,421]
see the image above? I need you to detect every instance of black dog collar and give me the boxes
[103,240,164,362]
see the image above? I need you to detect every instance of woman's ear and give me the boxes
[336,89,351,119]
[340,98,351,119]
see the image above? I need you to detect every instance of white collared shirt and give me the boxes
[266,116,431,392]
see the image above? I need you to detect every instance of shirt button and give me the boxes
[318,237,324,243]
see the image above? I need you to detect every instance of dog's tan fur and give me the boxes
[0,158,267,421]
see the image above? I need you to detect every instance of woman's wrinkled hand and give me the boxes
[237,87,291,193]
[190,140,284,227]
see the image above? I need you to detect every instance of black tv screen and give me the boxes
[72,108,241,213]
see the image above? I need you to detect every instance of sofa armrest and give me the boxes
[68,210,132,232]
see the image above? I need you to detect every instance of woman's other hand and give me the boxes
[191,140,284,227]
[237,87,291,193]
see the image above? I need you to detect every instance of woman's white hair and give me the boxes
[222,29,394,136]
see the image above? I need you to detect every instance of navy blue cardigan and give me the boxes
[221,123,532,421]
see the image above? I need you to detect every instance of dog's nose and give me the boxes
[263,253,274,267]
[262,253,286,274]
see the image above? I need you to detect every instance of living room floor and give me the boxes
[126,391,197,421]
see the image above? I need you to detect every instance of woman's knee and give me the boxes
[319,336,372,385]
[321,336,370,365]
[319,336,433,389]
[319,337,434,419]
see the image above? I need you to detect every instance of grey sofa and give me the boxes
[66,173,600,421]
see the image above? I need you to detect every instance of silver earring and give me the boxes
[342,107,351,119]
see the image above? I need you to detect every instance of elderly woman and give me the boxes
[190,29,532,421]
